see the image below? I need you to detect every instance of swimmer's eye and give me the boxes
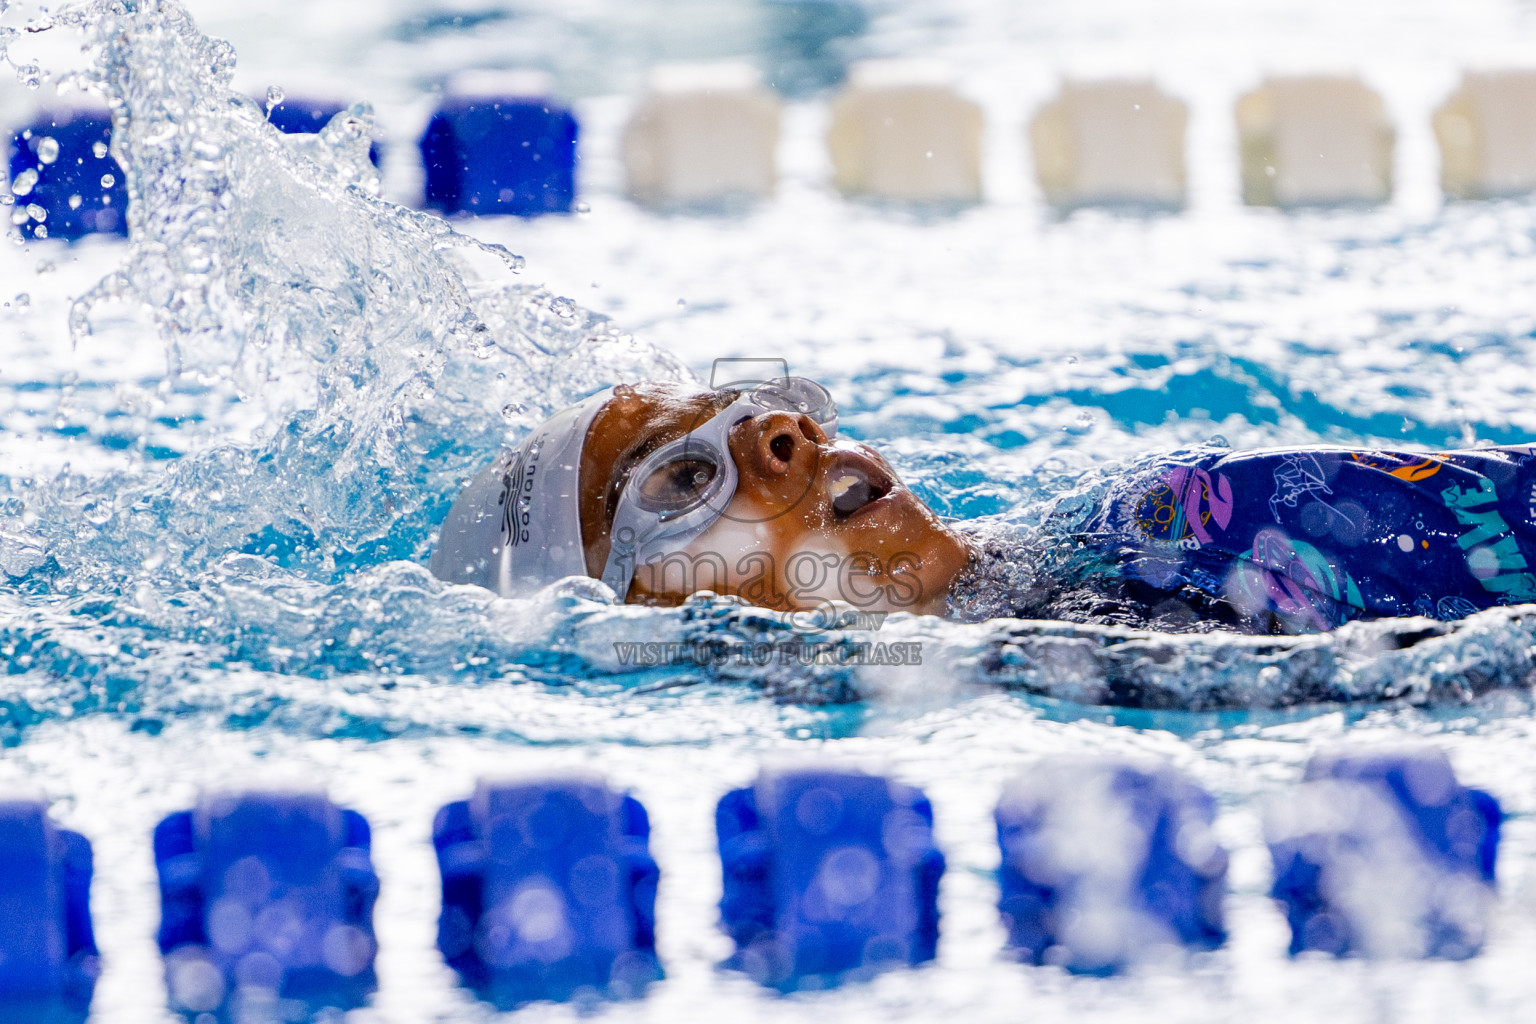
[635,457,717,514]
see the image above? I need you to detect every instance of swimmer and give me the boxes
[431,378,1536,635]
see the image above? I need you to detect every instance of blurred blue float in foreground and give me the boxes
[0,798,98,1021]
[153,791,379,1018]
[995,757,1228,974]
[716,766,944,990]
[1266,746,1501,959]
[432,777,662,1007]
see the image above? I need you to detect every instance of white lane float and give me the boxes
[1236,75,1395,207]
[826,59,984,204]
[1029,79,1189,209]
[1435,70,1536,200]
[622,62,782,207]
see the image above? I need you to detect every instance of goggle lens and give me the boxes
[634,452,721,514]
[742,377,838,435]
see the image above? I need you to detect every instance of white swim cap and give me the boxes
[430,389,613,595]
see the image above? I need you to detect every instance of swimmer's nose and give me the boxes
[736,410,828,477]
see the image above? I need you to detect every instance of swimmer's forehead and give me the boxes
[585,381,737,454]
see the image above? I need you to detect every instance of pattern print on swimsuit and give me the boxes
[1134,465,1233,546]
[1098,446,1536,633]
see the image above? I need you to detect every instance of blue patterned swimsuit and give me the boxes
[1077,446,1536,633]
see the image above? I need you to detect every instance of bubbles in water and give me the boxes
[36,137,59,164]
[100,173,114,188]
[26,203,46,222]
[0,519,47,578]
[92,140,108,159]
[265,85,285,113]
[10,167,39,197]
[550,296,577,319]
[68,194,82,209]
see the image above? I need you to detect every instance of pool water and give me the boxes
[6,0,1536,1021]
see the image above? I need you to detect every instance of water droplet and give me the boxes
[100,173,115,188]
[1066,355,1077,364]
[676,298,687,308]
[265,85,285,112]
[68,194,82,209]
[501,403,523,420]
[92,141,108,159]
[31,224,46,239]
[0,195,11,206]
[16,63,43,89]
[550,296,576,319]
[36,137,58,164]
[26,203,46,222]
[13,293,30,309]
[11,168,39,196]
[574,200,591,214]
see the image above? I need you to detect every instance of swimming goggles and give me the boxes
[600,377,838,600]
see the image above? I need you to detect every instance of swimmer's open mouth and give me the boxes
[826,449,895,520]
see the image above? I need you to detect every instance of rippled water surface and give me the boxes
[6,0,1536,1020]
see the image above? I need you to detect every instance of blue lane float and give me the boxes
[716,766,944,990]
[0,799,99,1021]
[419,89,578,217]
[153,791,380,1018]
[1265,746,1501,960]
[264,96,381,166]
[7,109,128,241]
[995,757,1228,974]
[432,777,662,1007]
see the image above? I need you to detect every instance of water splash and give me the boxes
[17,0,688,585]
[0,0,699,740]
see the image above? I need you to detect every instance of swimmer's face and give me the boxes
[578,381,972,614]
